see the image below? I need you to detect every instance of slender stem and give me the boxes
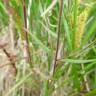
[22,0,32,65]
[2,48,17,75]
[81,63,90,92]
[52,0,63,75]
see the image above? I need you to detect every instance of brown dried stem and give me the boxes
[22,0,32,66]
[3,48,17,75]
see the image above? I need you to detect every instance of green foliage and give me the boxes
[0,1,9,25]
[0,0,96,96]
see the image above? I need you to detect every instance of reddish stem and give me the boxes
[22,0,32,65]
[52,0,63,75]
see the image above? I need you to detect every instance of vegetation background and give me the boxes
[0,0,96,96]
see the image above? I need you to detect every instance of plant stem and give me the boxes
[2,48,17,75]
[52,0,63,75]
[22,0,32,65]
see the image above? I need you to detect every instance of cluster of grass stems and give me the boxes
[0,0,96,96]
